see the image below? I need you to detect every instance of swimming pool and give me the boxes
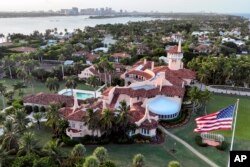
[58,89,96,100]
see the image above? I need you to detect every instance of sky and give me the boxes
[0,0,250,13]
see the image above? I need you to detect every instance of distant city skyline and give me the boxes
[0,0,250,13]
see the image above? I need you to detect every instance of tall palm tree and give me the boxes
[12,81,26,97]
[116,100,130,134]
[13,109,29,132]
[132,154,145,167]
[200,89,212,115]
[100,108,114,136]
[188,87,201,114]
[46,77,60,93]
[2,56,15,79]
[65,76,78,95]
[0,83,6,109]
[26,73,35,94]
[83,108,100,136]
[43,139,63,165]
[87,76,99,98]
[17,132,40,155]
[46,104,60,133]
[1,119,19,152]
[58,54,66,79]
[33,112,43,130]
[96,56,113,85]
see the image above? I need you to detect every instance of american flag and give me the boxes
[194,104,236,132]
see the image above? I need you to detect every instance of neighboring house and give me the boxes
[78,63,127,82]
[193,44,211,54]
[0,42,13,47]
[23,93,74,107]
[85,53,99,65]
[78,65,97,80]
[111,52,131,63]
[222,37,245,46]
[10,47,36,53]
[65,41,195,139]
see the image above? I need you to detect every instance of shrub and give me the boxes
[33,106,39,113]
[83,155,100,167]
[24,105,33,115]
[12,100,23,109]
[62,134,79,146]
[195,135,208,147]
[216,141,228,151]
[168,161,180,167]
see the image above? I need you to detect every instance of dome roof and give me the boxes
[148,96,181,115]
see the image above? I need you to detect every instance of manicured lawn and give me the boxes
[26,123,209,167]
[169,93,250,167]
[206,94,250,140]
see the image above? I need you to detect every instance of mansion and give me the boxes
[60,41,195,138]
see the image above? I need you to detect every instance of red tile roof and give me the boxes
[102,87,113,96]
[126,70,153,80]
[168,46,180,54]
[112,53,131,59]
[10,47,36,53]
[24,93,74,107]
[59,106,86,122]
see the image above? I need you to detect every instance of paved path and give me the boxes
[158,125,220,167]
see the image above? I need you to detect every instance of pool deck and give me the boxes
[58,89,102,98]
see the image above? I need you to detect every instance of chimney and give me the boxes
[182,81,185,88]
[144,59,147,65]
[151,61,154,70]
[178,40,182,53]
[130,97,133,107]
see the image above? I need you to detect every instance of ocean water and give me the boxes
[0,15,163,36]
[232,13,250,20]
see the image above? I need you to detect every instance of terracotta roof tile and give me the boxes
[24,93,74,107]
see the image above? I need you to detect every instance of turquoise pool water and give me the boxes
[63,91,93,100]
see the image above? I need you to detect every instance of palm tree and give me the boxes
[33,112,43,130]
[65,76,78,95]
[43,139,63,165]
[200,89,212,115]
[71,144,86,157]
[0,83,6,109]
[132,154,145,167]
[188,87,201,114]
[83,108,100,136]
[100,108,114,136]
[116,100,130,134]
[87,76,99,98]
[13,109,29,132]
[46,77,60,93]
[58,54,66,79]
[2,56,15,79]
[18,132,40,155]
[13,81,26,97]
[26,73,35,94]
[46,104,60,133]
[1,119,19,153]
[96,57,113,85]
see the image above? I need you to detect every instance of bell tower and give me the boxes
[168,40,183,70]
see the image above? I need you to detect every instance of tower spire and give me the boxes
[178,40,182,53]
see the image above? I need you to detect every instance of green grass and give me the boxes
[169,93,250,167]
[27,124,209,167]
[206,94,250,140]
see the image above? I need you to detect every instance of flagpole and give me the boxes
[227,99,239,167]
